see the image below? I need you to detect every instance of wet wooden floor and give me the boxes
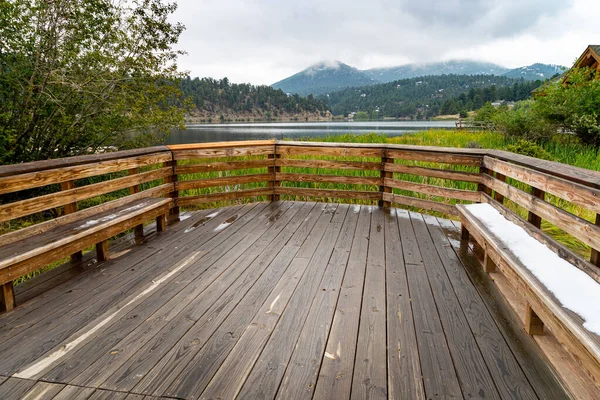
[0,201,568,399]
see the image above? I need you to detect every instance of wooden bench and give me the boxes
[458,202,600,389]
[0,147,177,312]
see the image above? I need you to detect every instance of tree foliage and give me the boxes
[0,0,187,164]
[491,68,600,147]
[180,77,329,117]
[322,74,542,119]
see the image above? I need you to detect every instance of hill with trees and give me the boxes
[323,75,543,119]
[271,61,376,96]
[180,77,331,122]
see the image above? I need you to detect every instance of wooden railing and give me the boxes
[2,139,600,284]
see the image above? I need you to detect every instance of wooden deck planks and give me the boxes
[398,209,464,399]
[42,202,301,384]
[72,201,305,389]
[0,204,250,344]
[0,377,37,400]
[51,385,97,400]
[350,207,388,400]
[102,203,331,395]
[424,215,539,400]
[162,205,348,399]
[0,203,271,376]
[384,209,425,400]
[311,206,371,400]
[0,202,572,400]
[270,205,359,400]
[410,211,502,400]
[437,218,570,400]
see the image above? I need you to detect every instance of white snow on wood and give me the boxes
[75,202,148,230]
[206,211,219,218]
[214,222,231,231]
[466,203,600,335]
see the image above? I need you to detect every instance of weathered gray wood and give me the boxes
[410,211,501,399]
[0,207,232,341]
[19,381,65,399]
[271,205,359,400]
[278,206,367,400]
[161,205,347,399]
[384,208,425,400]
[350,207,388,400]
[88,389,129,400]
[54,202,295,386]
[51,385,97,399]
[95,204,328,394]
[424,214,539,400]
[397,210,464,399]
[0,377,37,400]
[0,204,268,374]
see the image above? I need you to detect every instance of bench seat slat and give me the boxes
[0,197,171,271]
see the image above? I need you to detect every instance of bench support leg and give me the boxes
[525,304,544,336]
[460,226,470,252]
[71,250,83,262]
[156,214,167,232]
[134,224,145,245]
[483,252,497,273]
[96,240,109,262]
[1,281,15,312]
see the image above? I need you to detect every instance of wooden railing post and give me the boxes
[128,168,144,244]
[60,180,83,261]
[494,172,506,204]
[590,214,600,267]
[164,158,180,224]
[478,166,493,199]
[268,147,281,201]
[527,187,545,229]
[380,150,392,207]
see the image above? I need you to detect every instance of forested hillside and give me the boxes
[324,75,542,119]
[180,77,330,122]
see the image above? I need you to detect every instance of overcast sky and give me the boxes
[171,0,600,85]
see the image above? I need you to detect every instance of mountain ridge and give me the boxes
[272,60,565,96]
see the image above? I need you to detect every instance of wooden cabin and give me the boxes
[574,45,600,71]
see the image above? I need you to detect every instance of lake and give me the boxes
[167,120,456,144]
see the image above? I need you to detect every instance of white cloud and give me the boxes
[171,0,598,85]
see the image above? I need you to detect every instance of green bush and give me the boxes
[492,100,557,142]
[506,139,554,160]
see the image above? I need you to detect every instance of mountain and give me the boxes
[502,63,565,80]
[272,60,566,96]
[363,60,509,83]
[271,61,376,96]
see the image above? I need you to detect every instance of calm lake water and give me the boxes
[167,120,456,144]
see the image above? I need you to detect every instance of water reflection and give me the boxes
[167,121,456,144]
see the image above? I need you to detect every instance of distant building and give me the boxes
[572,45,600,72]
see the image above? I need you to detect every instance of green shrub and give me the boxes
[506,139,554,160]
[493,100,556,142]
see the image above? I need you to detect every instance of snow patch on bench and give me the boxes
[465,203,600,336]
[75,202,148,230]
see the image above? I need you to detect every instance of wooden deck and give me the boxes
[0,201,568,400]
